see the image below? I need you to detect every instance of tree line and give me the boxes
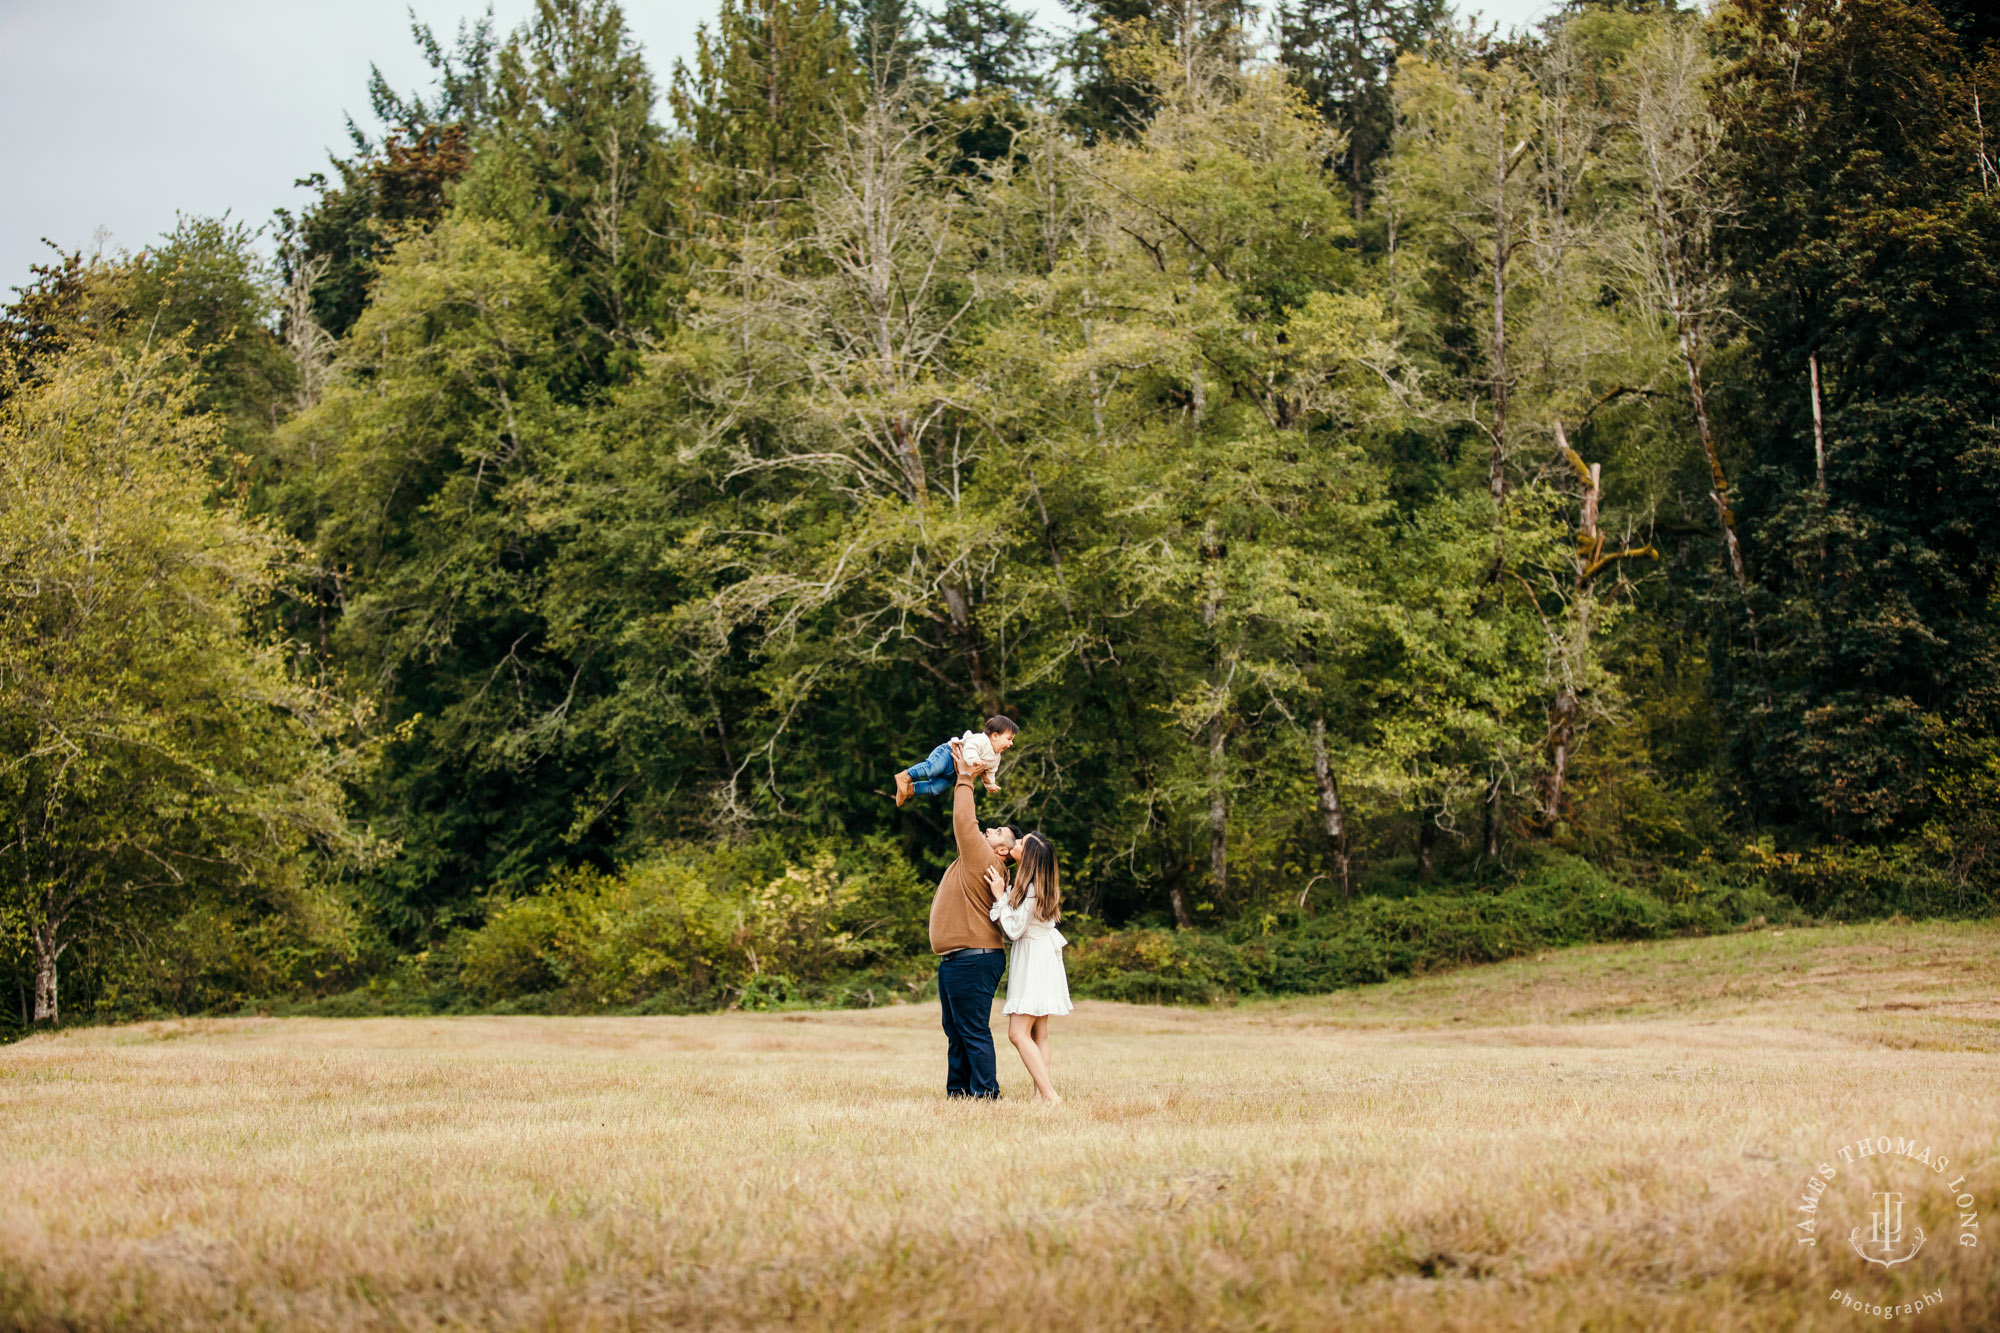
[4,0,1998,1026]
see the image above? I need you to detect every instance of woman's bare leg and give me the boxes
[1008,1013,1060,1102]
[1033,1015,1052,1079]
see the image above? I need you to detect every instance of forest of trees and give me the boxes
[4,0,1999,1028]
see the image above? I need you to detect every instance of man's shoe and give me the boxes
[894,771,913,807]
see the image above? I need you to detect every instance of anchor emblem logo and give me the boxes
[1850,1191,1926,1268]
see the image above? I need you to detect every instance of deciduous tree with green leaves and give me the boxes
[0,328,378,1025]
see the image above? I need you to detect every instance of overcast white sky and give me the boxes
[0,0,1556,292]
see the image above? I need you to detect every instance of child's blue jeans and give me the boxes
[905,741,957,796]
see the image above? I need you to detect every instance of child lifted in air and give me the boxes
[894,715,1018,806]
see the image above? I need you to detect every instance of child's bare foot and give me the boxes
[894,771,913,807]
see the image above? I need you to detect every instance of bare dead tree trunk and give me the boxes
[1546,683,1578,825]
[1648,188,1744,585]
[941,585,996,712]
[1490,121,1515,505]
[1543,424,1656,825]
[1208,716,1228,901]
[1809,352,1828,494]
[1810,352,1830,579]
[1484,100,1524,840]
[1546,433,1596,825]
[1977,86,1995,194]
[283,251,334,414]
[1681,341,1745,585]
[1311,714,1351,902]
[1200,519,1228,902]
[1482,777,1502,859]
[1480,113,1529,860]
[584,123,632,347]
[1167,866,1193,930]
[1631,28,1746,589]
[31,926,60,1025]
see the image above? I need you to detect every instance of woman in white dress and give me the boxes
[983,831,1070,1104]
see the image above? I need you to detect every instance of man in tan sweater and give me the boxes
[928,739,1019,1098]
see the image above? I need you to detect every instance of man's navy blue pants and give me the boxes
[937,948,1006,1098]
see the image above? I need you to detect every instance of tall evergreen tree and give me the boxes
[467,0,675,393]
[845,0,927,87]
[0,247,91,408]
[265,4,683,950]
[1275,0,1447,215]
[278,11,498,341]
[1713,0,2000,836]
[929,0,1047,96]
[926,0,1052,167]
[366,7,501,131]
[1060,0,1254,141]
[284,217,582,941]
[117,217,294,474]
[670,0,865,236]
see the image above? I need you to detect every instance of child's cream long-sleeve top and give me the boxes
[955,729,1002,791]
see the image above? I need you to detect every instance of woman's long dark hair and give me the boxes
[1008,832,1060,922]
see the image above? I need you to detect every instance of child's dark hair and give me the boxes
[985,714,1019,735]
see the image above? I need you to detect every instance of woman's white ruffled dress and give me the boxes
[990,889,1072,1017]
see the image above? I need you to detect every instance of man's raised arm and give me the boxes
[950,740,992,873]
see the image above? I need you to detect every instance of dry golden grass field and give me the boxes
[3,921,1998,1332]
